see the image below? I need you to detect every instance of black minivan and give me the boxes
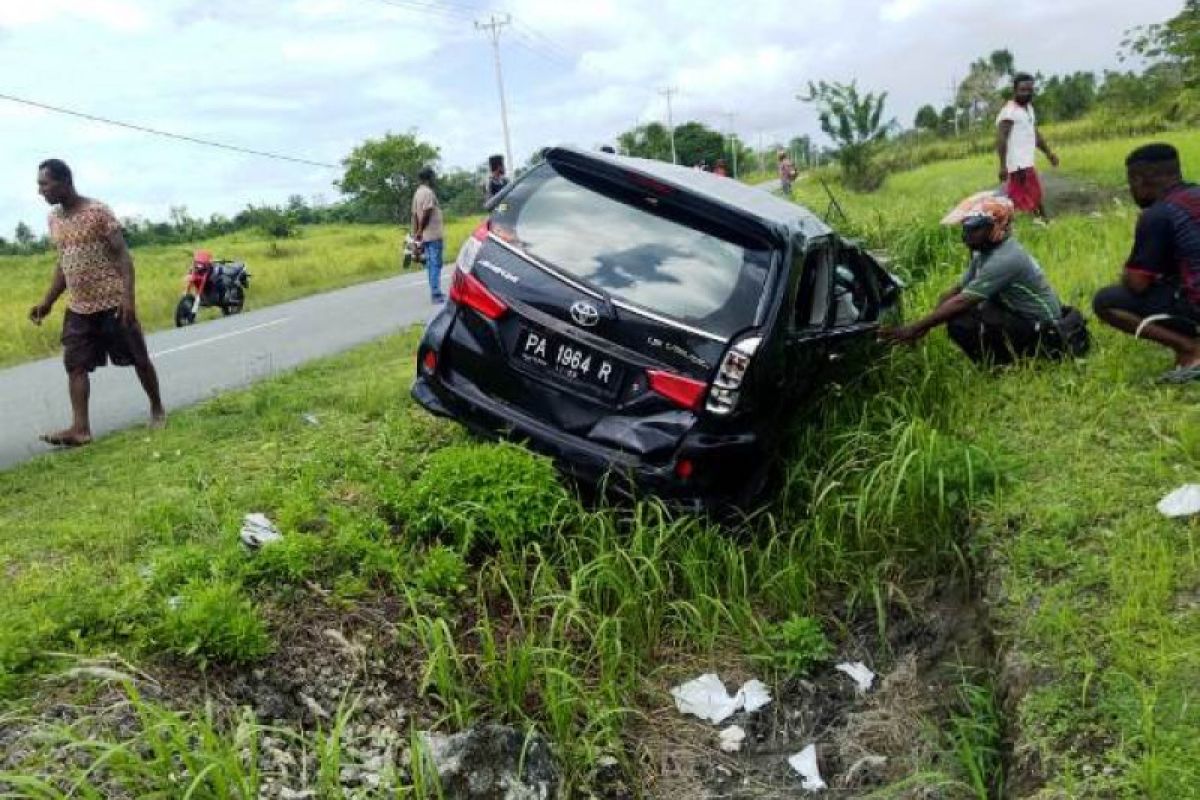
[412,146,901,505]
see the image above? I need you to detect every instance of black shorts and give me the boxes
[1092,283,1200,337]
[62,308,151,373]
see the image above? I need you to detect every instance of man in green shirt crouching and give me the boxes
[881,195,1088,364]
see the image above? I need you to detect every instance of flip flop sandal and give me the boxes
[39,432,91,447]
[1158,365,1200,384]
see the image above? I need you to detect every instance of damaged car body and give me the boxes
[411,146,901,505]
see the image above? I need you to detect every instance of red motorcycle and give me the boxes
[174,250,250,326]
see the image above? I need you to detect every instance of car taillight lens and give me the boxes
[706,335,762,415]
[454,220,491,273]
[449,269,508,320]
[647,369,707,411]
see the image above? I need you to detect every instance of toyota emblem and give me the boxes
[570,301,600,327]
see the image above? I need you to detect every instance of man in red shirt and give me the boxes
[1093,143,1200,382]
[28,159,165,446]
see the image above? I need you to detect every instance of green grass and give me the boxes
[0,220,477,368]
[0,322,998,792]
[2,130,1199,796]
[795,130,1200,797]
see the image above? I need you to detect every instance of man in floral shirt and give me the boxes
[28,159,164,447]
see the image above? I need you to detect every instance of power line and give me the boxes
[0,91,339,169]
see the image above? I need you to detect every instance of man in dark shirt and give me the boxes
[1093,143,1200,382]
[484,154,508,202]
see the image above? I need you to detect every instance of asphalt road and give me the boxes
[0,270,446,471]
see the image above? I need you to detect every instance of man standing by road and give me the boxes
[411,166,445,304]
[997,72,1059,219]
[484,154,508,202]
[28,159,165,447]
[1093,143,1200,382]
[778,151,798,197]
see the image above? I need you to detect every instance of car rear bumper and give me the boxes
[411,371,764,503]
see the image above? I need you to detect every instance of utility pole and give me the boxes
[658,86,678,164]
[476,14,514,173]
[721,111,738,178]
[947,76,960,137]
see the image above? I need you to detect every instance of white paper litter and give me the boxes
[670,673,773,724]
[671,673,741,724]
[240,512,282,548]
[718,725,746,753]
[301,413,321,426]
[788,744,826,792]
[835,661,876,693]
[740,679,772,712]
[1157,484,1200,517]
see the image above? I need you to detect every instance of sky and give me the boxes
[0,0,1184,235]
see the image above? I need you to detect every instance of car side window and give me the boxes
[793,242,833,330]
[829,246,882,327]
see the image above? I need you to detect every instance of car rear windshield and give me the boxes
[491,164,772,339]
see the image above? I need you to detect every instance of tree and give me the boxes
[617,123,674,162]
[956,49,1014,128]
[14,222,34,249]
[1124,0,1200,87]
[672,121,726,167]
[336,132,440,223]
[800,80,894,190]
[914,104,940,132]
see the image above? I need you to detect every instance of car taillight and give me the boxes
[454,220,491,273]
[449,269,508,320]
[647,369,707,411]
[706,335,762,415]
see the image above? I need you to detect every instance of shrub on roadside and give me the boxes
[153,580,273,666]
[395,443,573,550]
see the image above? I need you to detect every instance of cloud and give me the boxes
[0,0,152,33]
[0,0,1186,233]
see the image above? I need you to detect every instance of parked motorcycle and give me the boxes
[175,250,250,327]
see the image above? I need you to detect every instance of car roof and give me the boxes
[544,145,833,240]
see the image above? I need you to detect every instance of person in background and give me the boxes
[1093,143,1200,383]
[28,158,165,447]
[881,195,1086,364]
[411,166,445,304]
[778,151,798,196]
[485,154,508,202]
[996,72,1059,219]
[713,159,729,177]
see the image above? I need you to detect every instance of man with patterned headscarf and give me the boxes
[881,193,1086,364]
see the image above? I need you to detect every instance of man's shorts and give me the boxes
[1006,168,1043,212]
[62,308,151,373]
[1092,282,1200,337]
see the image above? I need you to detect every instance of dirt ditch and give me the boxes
[0,563,1036,799]
[640,581,1009,799]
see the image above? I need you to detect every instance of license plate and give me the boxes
[514,328,623,394]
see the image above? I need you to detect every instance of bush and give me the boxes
[396,442,573,550]
[416,545,469,595]
[153,580,273,666]
[751,615,832,676]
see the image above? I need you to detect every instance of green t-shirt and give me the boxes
[961,237,1062,322]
